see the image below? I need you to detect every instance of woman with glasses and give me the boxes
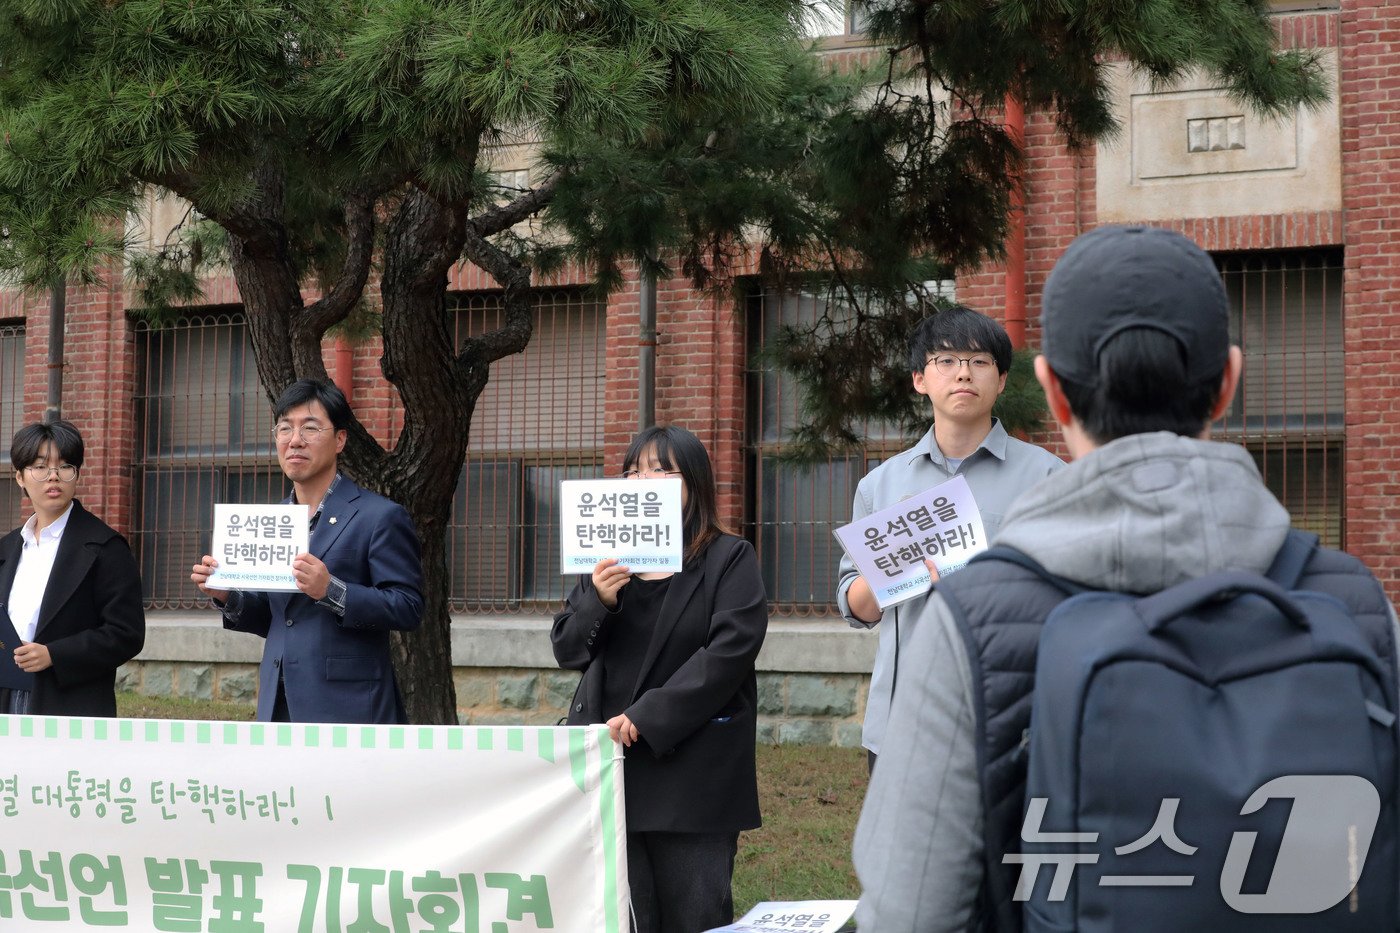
[552,425,769,933]
[0,421,145,716]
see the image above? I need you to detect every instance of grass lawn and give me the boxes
[115,693,867,912]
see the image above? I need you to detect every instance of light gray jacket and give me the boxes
[852,432,1400,930]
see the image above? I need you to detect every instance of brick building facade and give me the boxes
[0,1,1394,730]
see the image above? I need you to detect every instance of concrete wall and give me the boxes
[121,611,878,747]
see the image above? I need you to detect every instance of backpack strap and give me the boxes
[967,545,1089,597]
[1264,528,1319,590]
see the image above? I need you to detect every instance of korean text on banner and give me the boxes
[206,503,310,592]
[832,473,987,611]
[0,719,628,932]
[559,477,684,574]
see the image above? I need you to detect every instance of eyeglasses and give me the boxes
[273,423,330,442]
[927,353,997,376]
[621,468,683,479]
[23,463,78,482]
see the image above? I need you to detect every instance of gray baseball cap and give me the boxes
[1040,225,1230,385]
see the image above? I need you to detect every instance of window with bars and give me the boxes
[449,289,607,612]
[0,322,24,523]
[133,312,282,607]
[744,288,907,615]
[1215,249,1344,546]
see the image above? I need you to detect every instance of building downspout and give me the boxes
[1004,92,1027,351]
[638,264,657,430]
[44,279,65,423]
[333,336,355,407]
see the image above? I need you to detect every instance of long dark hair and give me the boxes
[622,425,729,566]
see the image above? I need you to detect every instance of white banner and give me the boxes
[0,718,628,932]
[559,478,684,574]
[833,474,988,610]
[206,503,310,592]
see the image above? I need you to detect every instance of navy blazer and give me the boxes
[225,478,424,723]
[0,500,146,716]
[552,534,769,834]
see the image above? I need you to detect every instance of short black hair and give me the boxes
[1055,328,1223,444]
[622,425,729,566]
[273,379,352,432]
[909,305,1014,374]
[10,420,85,471]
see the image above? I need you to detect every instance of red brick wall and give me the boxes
[1338,0,1400,591]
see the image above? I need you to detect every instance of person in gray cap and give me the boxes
[850,225,1400,931]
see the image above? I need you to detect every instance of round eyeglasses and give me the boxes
[927,354,997,376]
[23,463,78,482]
[621,468,683,479]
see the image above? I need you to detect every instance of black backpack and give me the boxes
[989,532,1399,932]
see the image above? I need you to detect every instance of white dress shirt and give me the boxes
[7,503,74,642]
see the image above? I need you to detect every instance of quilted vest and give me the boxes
[936,540,1396,933]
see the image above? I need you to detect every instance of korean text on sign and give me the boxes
[559,478,685,574]
[206,503,310,593]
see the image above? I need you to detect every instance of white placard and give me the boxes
[833,473,987,610]
[206,503,310,592]
[559,478,684,574]
[704,900,857,933]
[0,719,629,931]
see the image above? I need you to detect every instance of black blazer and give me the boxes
[0,500,146,716]
[552,534,768,833]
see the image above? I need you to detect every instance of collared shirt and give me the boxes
[219,473,348,620]
[7,503,75,642]
[836,419,1064,754]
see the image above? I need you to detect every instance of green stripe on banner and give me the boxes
[600,737,621,933]
[278,725,292,747]
[249,724,263,747]
[198,722,211,744]
[170,722,184,743]
[360,727,375,749]
[146,722,160,742]
[538,729,555,763]
[119,721,132,742]
[306,726,319,748]
[477,730,493,751]
[68,719,82,740]
[506,728,523,752]
[20,718,32,738]
[448,730,463,751]
[417,729,433,751]
[45,718,58,739]
[94,720,107,741]
[0,718,8,736]
[568,729,587,794]
[389,728,404,750]
[333,726,348,749]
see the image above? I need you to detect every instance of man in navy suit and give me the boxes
[192,379,424,723]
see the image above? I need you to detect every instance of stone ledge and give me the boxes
[140,611,878,674]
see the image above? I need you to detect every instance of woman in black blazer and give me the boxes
[0,420,145,717]
[553,425,768,933]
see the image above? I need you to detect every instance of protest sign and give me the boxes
[559,478,684,574]
[832,473,987,610]
[0,718,628,932]
[206,504,309,592]
[704,900,857,932]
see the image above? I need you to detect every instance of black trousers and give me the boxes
[627,830,739,933]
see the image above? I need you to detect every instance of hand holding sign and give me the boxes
[833,474,986,612]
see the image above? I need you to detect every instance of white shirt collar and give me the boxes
[20,501,75,548]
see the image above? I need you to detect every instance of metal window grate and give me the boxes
[133,312,281,608]
[449,289,607,613]
[0,322,24,523]
[1215,249,1344,546]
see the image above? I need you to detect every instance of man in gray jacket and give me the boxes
[852,225,1400,930]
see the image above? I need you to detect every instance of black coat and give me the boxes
[0,500,146,716]
[552,534,768,833]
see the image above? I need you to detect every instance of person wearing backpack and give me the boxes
[851,224,1400,931]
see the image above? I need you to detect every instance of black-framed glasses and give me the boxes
[23,463,78,482]
[927,353,997,376]
[621,468,683,479]
[273,423,330,443]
